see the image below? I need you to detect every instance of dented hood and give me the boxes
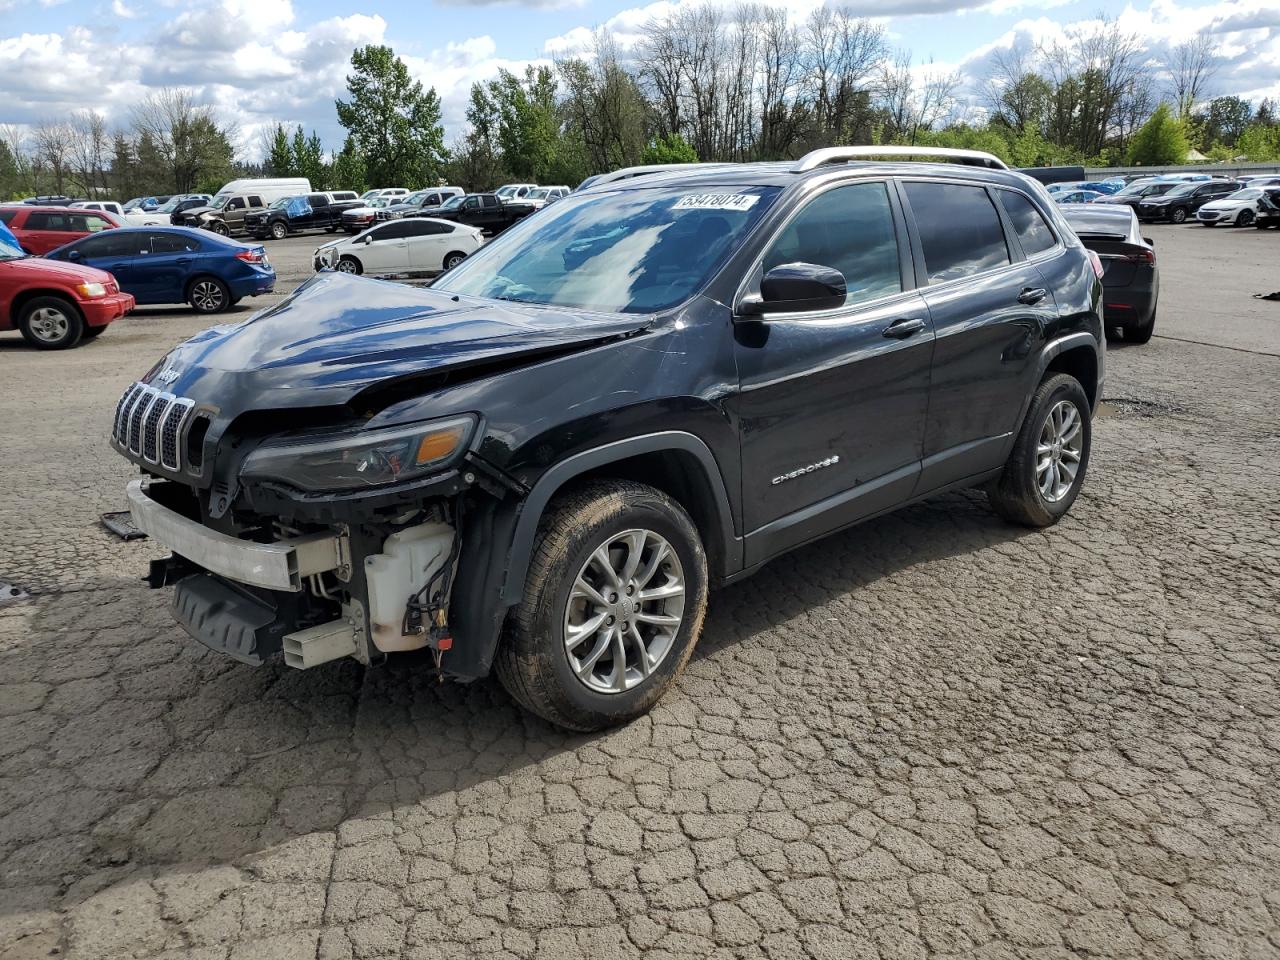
[151,272,650,414]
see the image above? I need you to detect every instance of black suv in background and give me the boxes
[113,147,1104,731]
[1136,179,1239,223]
[244,193,363,240]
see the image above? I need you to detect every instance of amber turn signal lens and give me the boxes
[415,425,466,465]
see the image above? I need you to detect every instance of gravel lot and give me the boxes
[1,223,1278,960]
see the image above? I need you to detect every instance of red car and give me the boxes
[0,205,123,255]
[1,232,135,349]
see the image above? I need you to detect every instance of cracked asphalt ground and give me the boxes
[2,224,1278,959]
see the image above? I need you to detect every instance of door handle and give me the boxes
[883,317,927,339]
[175,257,193,265]
[1017,287,1047,305]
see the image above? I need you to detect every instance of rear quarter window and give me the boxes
[997,191,1058,257]
[0,209,16,225]
[904,182,1011,283]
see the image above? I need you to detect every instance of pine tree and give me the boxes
[267,124,293,177]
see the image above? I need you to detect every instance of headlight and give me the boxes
[76,282,107,298]
[240,415,476,491]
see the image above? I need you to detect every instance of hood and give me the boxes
[181,206,217,220]
[148,272,651,418]
[11,255,112,284]
[343,206,381,217]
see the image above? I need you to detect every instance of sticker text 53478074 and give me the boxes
[672,194,761,212]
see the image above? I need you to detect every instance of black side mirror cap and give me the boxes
[751,262,847,316]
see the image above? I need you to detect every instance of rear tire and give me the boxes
[18,296,84,350]
[442,251,467,271]
[495,480,708,732]
[1126,307,1156,345]
[188,276,231,314]
[987,374,1091,528]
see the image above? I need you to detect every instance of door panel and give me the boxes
[900,181,1059,492]
[734,291,934,563]
[730,179,932,564]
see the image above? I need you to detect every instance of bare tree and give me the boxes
[1042,16,1145,156]
[67,111,111,197]
[33,120,75,195]
[878,53,959,144]
[1167,35,1218,119]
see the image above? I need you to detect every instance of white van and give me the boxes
[213,177,311,206]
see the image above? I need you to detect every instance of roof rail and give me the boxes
[792,146,1009,173]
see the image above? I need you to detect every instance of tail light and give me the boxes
[235,248,265,264]
[1086,250,1105,279]
[1123,249,1155,265]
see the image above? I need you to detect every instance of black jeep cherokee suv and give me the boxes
[113,147,1104,731]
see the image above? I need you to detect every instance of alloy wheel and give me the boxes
[1238,210,1254,227]
[563,528,686,694]
[191,281,225,312]
[26,306,70,343]
[1036,399,1083,503]
[336,258,359,274]
[444,254,464,270]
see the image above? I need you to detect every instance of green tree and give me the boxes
[329,137,366,193]
[267,123,293,177]
[1127,103,1189,165]
[1237,124,1280,161]
[1192,96,1252,148]
[335,44,446,188]
[488,66,563,182]
[641,133,698,164]
[289,125,326,188]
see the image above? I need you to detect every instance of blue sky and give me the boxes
[2,0,1277,157]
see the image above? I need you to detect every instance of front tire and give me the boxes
[336,256,362,275]
[1170,207,1188,224]
[495,480,708,731]
[442,251,467,271]
[209,221,229,236]
[987,373,1091,528]
[18,296,84,350]
[1237,210,1254,227]
[188,277,231,314]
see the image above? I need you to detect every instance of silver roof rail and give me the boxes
[792,146,1008,173]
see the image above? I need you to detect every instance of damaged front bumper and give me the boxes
[127,479,348,591]
[129,478,457,671]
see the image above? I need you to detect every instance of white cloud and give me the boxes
[2,0,1278,165]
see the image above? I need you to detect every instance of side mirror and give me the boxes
[741,262,847,316]
[67,250,81,261]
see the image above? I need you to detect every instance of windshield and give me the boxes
[1228,188,1262,201]
[494,186,519,198]
[211,194,230,210]
[527,189,550,200]
[269,197,293,209]
[433,185,780,314]
[156,196,185,213]
[440,195,466,210]
[405,191,429,204]
[1164,184,1199,198]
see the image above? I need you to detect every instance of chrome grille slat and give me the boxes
[142,397,173,463]
[112,381,199,473]
[160,399,194,471]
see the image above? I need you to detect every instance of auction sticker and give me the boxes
[673,193,760,212]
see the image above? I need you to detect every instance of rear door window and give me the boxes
[151,232,199,254]
[997,191,1057,257]
[762,181,903,307]
[0,209,17,224]
[904,182,1011,283]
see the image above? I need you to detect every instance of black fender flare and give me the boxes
[447,431,740,681]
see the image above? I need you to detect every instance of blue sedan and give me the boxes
[45,226,275,314]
